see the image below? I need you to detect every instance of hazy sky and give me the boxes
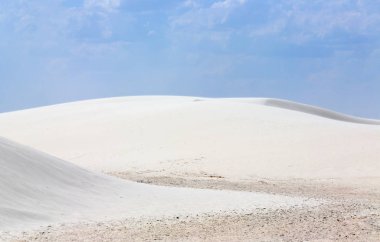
[1,0,380,118]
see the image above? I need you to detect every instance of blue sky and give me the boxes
[1,0,380,118]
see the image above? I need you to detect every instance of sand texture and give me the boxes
[0,96,379,241]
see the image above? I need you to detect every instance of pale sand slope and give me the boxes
[0,96,379,181]
[0,136,310,233]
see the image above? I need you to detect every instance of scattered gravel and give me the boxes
[4,173,380,242]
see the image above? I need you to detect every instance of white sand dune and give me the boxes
[238,98,380,125]
[0,96,379,180]
[0,136,308,232]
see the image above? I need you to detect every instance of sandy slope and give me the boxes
[249,98,380,125]
[1,96,380,241]
[0,136,309,233]
[0,96,379,180]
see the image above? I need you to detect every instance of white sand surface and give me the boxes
[0,96,379,180]
[0,136,309,232]
[1,96,380,241]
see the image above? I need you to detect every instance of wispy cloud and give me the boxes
[250,0,380,44]
[168,0,246,50]
[84,0,122,13]
[211,0,246,9]
[172,0,246,28]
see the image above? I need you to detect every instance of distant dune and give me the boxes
[0,96,379,181]
[242,98,380,125]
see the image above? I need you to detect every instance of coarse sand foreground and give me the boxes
[3,173,380,241]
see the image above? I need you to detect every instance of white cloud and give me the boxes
[211,0,246,9]
[250,0,380,42]
[71,41,130,57]
[84,0,122,12]
[182,0,199,9]
[168,0,247,50]
[172,0,246,28]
